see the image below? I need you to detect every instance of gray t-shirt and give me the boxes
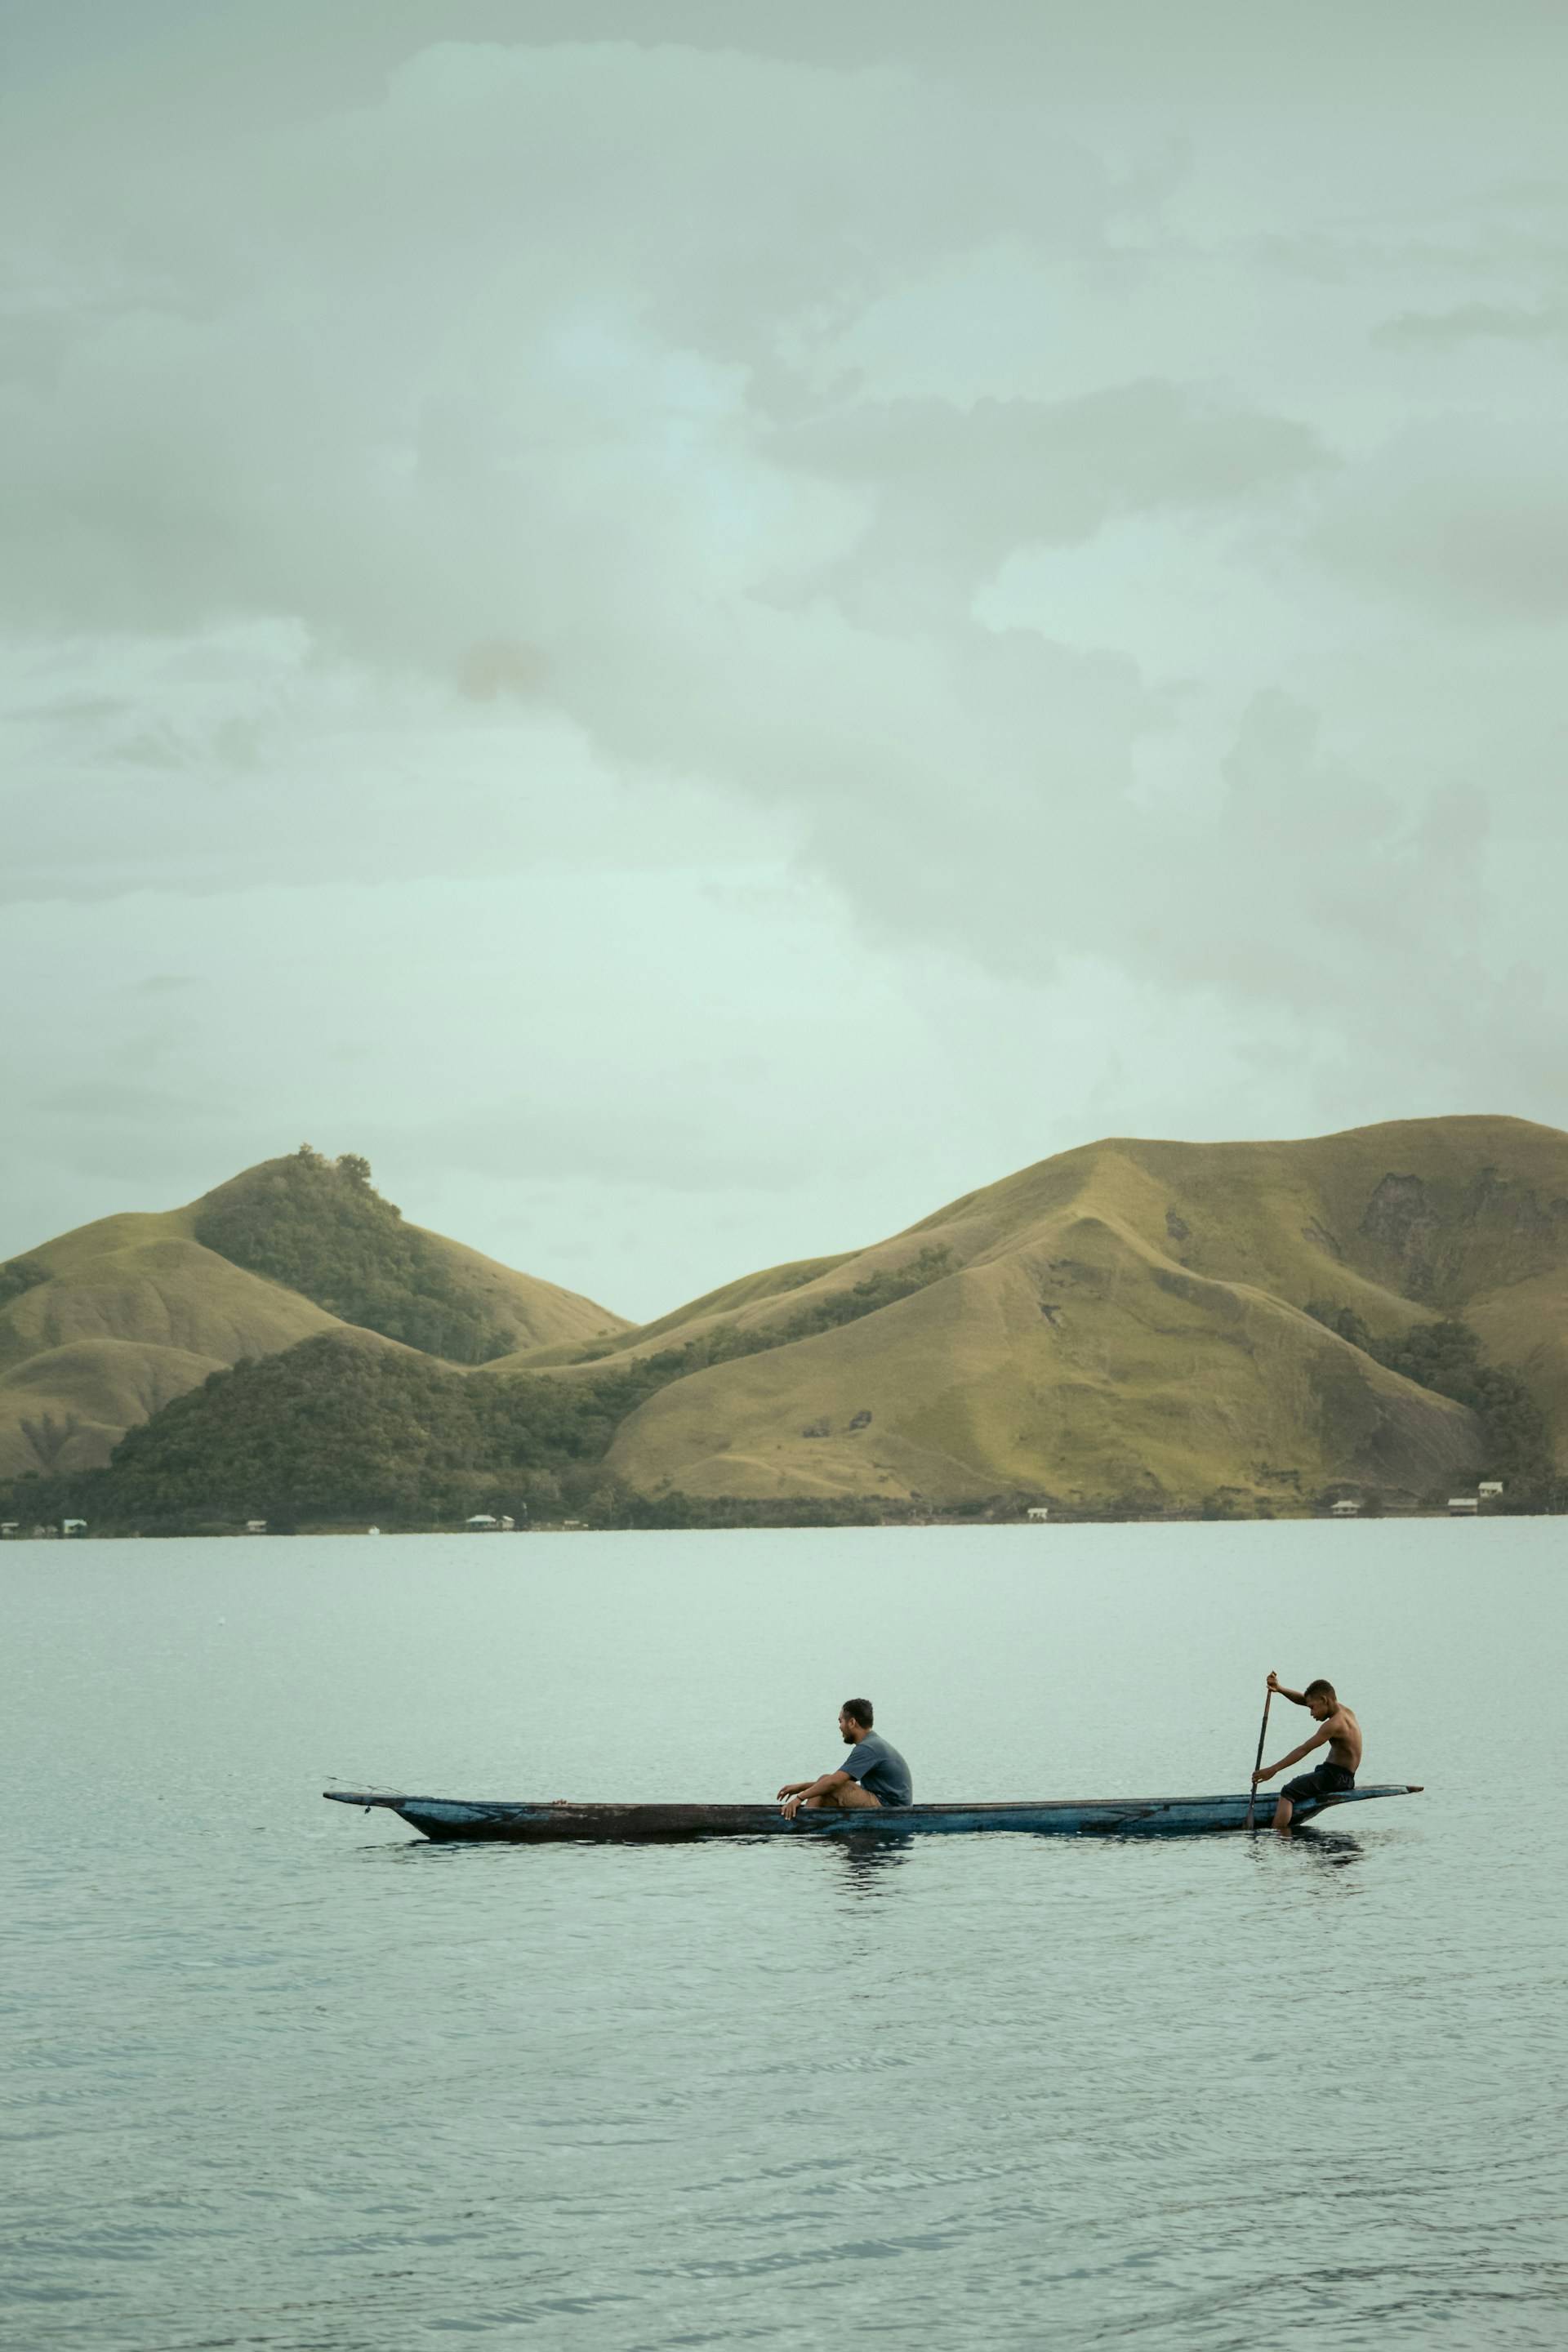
[840,1733,912,1808]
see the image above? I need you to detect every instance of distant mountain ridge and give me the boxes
[3,1116,1567,1517]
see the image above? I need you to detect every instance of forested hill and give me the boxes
[0,1149,626,1481]
[194,1148,548,1364]
[2,1334,884,1533]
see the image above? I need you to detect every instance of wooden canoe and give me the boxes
[323,1786,1423,1842]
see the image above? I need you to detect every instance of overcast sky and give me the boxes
[2,2,1564,1319]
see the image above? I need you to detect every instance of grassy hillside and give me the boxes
[598,1116,1568,1508]
[476,1250,862,1375]
[612,1252,862,1349]
[6,1116,1565,1519]
[0,1155,626,1477]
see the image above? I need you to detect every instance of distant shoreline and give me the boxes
[2,1502,1537,1542]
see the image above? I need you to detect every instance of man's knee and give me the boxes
[834,1780,881,1811]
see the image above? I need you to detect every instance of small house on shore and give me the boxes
[245,1520,268,1535]
[1027,1506,1050,1522]
[62,1518,87,1538]
[0,1521,19,1539]
[1330,1499,1362,1517]
[1448,1496,1479,1516]
[1478,1481,1504,1499]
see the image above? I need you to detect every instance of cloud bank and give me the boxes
[2,4,1564,1311]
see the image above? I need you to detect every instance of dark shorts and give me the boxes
[1281,1761,1356,1806]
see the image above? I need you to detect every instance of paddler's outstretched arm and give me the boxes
[1267,1672,1310,1707]
[1254,1724,1330,1783]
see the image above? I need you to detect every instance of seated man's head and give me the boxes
[840,1698,874,1743]
[1304,1677,1337,1720]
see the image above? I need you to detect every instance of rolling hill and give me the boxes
[3,1117,1566,1519]
[0,1149,627,1477]
[591,1115,1568,1509]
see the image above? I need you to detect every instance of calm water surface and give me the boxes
[3,1522,1565,2350]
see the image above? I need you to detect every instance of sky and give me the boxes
[2,2,1565,1321]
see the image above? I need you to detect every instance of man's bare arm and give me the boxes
[1267,1672,1310,1708]
[778,1768,850,1818]
[1254,1726,1329,1782]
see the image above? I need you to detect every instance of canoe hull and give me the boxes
[323,1787,1423,1842]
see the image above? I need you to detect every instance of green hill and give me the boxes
[0,1151,627,1478]
[93,1333,615,1531]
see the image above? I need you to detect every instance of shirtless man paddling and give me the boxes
[1252,1672,1362,1833]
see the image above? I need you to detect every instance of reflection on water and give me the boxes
[819,1829,916,1893]
[1292,1827,1365,1869]
[380,1821,922,1892]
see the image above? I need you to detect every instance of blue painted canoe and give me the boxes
[323,1786,1423,1842]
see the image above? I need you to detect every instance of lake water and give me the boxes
[4,1521,1565,2351]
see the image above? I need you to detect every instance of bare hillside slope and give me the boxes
[600,1117,1567,1507]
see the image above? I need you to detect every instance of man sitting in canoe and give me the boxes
[1252,1673,1362,1831]
[777,1698,913,1819]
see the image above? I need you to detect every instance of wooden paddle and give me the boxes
[1244,1681,1273,1833]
